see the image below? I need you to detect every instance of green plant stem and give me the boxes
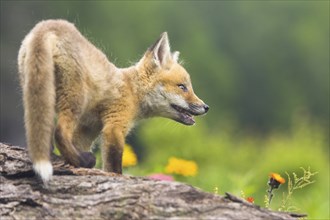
[267,187,274,206]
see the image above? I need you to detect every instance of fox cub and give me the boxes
[18,19,209,183]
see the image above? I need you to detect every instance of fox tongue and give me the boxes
[171,104,195,125]
[181,112,195,125]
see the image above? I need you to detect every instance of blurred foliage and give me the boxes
[1,1,329,134]
[123,117,329,219]
[1,1,329,218]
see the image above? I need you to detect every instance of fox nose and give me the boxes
[203,104,209,113]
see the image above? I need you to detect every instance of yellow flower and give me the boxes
[122,144,137,167]
[165,157,198,177]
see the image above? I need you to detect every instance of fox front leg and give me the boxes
[101,125,125,174]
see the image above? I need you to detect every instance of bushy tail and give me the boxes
[19,31,56,183]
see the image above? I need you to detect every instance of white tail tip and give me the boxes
[33,160,53,183]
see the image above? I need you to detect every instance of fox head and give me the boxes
[137,32,209,125]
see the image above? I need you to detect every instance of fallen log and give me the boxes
[0,143,306,219]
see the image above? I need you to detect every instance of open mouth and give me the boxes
[171,104,196,125]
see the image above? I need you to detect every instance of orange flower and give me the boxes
[267,172,286,206]
[246,197,254,203]
[269,173,285,184]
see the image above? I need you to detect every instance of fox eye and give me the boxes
[178,84,188,92]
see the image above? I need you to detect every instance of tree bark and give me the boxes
[0,143,306,219]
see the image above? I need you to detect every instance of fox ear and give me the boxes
[148,32,171,66]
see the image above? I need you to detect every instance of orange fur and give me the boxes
[18,19,208,183]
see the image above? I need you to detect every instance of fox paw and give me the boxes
[79,152,96,168]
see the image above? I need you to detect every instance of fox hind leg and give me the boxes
[54,63,96,168]
[72,123,101,152]
[55,112,96,168]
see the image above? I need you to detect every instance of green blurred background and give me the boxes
[1,1,328,218]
